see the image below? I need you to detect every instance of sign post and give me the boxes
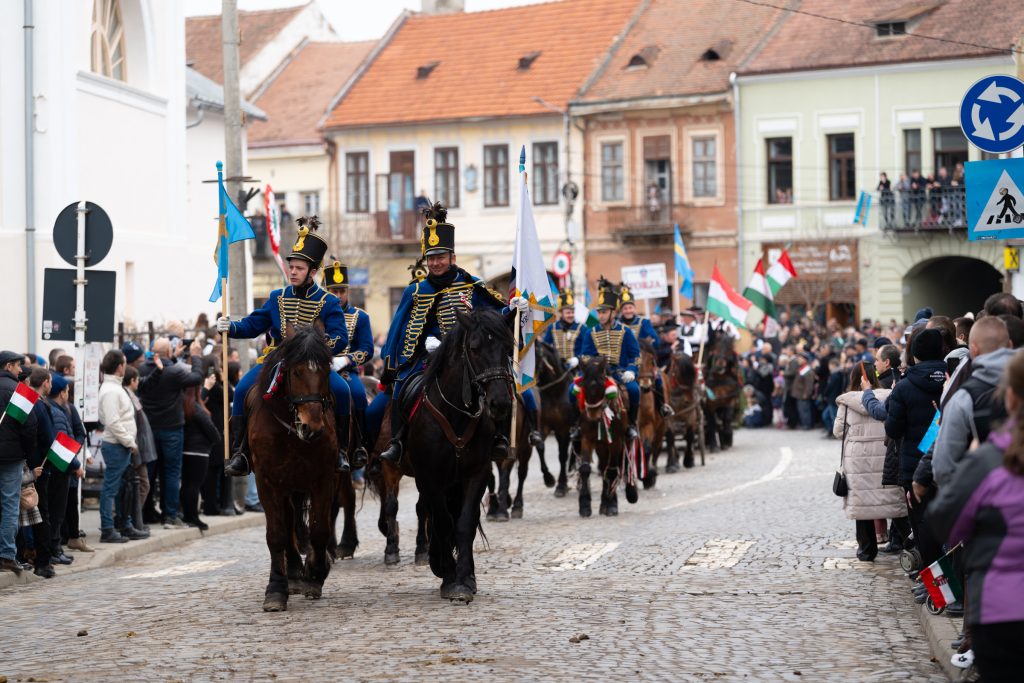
[620,263,669,303]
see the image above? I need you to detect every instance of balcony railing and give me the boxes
[373,209,420,243]
[594,204,689,243]
[878,186,967,233]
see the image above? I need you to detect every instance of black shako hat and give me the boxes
[288,216,329,267]
[421,201,455,257]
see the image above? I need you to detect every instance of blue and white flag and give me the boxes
[854,191,872,226]
[674,224,694,298]
[512,146,555,391]
[210,161,256,302]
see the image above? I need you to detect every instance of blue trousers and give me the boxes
[100,442,131,530]
[0,460,23,560]
[339,371,367,412]
[232,364,351,419]
[366,390,391,441]
[151,428,183,520]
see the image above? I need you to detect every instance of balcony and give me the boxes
[374,209,421,243]
[878,186,967,233]
[595,204,689,245]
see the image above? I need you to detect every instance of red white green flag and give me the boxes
[46,432,81,473]
[707,265,752,330]
[919,551,963,609]
[742,258,777,322]
[766,249,797,296]
[3,383,39,424]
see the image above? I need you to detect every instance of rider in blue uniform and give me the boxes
[217,216,352,475]
[322,258,374,469]
[617,284,673,418]
[368,201,529,465]
[570,279,640,442]
[542,289,583,367]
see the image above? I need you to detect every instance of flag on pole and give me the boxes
[742,258,777,323]
[674,224,694,298]
[209,161,257,302]
[3,383,39,424]
[577,289,600,329]
[512,146,555,391]
[766,249,797,296]
[263,184,288,281]
[707,265,752,330]
[46,432,81,473]
[919,547,963,609]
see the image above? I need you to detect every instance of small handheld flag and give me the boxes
[919,545,963,609]
[3,383,39,424]
[918,408,941,453]
[210,161,257,302]
[46,432,81,473]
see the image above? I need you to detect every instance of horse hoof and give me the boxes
[542,472,556,488]
[510,507,523,519]
[487,511,510,523]
[303,584,322,600]
[605,505,618,516]
[414,552,430,567]
[441,583,474,603]
[384,552,400,566]
[339,546,356,560]
[262,594,288,612]
[598,503,607,515]
[579,506,592,518]
[554,485,567,498]
[288,580,304,595]
[666,463,680,474]
[642,475,657,490]
[625,484,639,504]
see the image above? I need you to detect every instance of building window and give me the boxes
[875,22,906,37]
[766,137,793,204]
[532,142,559,205]
[827,133,856,200]
[933,127,968,177]
[904,129,921,174]
[692,136,717,198]
[345,153,369,213]
[434,147,459,208]
[601,142,624,202]
[91,0,127,81]
[302,191,320,216]
[483,144,509,207]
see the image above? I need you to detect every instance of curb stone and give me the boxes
[0,512,264,591]
[916,600,965,682]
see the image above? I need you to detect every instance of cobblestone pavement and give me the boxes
[0,428,946,682]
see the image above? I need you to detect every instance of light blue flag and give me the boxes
[674,224,694,298]
[918,409,941,453]
[210,161,257,302]
[854,191,872,226]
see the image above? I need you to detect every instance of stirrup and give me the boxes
[351,446,368,470]
[626,424,639,441]
[528,430,543,447]
[379,439,403,464]
[224,452,250,477]
[660,403,674,417]
[336,449,351,473]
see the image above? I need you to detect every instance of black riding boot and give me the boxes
[350,411,368,470]
[379,403,406,465]
[336,416,351,473]
[224,415,250,477]
[527,409,543,448]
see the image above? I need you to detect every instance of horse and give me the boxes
[247,324,342,612]
[667,351,701,469]
[536,341,573,496]
[486,400,531,521]
[409,307,516,602]
[637,340,673,487]
[703,337,741,452]
[576,356,638,517]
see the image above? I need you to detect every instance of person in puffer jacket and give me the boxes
[885,328,947,568]
[833,362,906,561]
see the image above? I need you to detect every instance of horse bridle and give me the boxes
[273,360,333,439]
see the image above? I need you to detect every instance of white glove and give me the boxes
[621,371,635,383]
[509,296,530,312]
[331,356,351,372]
[424,336,441,352]
[216,317,231,333]
[567,357,579,369]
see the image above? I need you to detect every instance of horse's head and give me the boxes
[265,323,333,442]
[638,339,657,391]
[580,355,610,419]
[710,338,735,375]
[672,351,696,389]
[536,341,562,387]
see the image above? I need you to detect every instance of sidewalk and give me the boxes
[916,600,966,682]
[0,505,265,591]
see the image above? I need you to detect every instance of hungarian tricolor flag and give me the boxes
[766,249,797,296]
[742,258,777,323]
[708,265,752,330]
[46,432,81,473]
[3,383,39,424]
[920,549,963,609]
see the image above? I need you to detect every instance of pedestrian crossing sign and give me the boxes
[966,158,1024,240]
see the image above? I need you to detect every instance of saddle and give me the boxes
[397,372,427,418]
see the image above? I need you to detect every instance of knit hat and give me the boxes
[911,328,944,362]
[872,336,892,349]
[914,307,934,322]
[49,372,69,397]
[122,341,144,364]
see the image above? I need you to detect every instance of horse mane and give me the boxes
[674,352,696,387]
[259,325,333,390]
[423,308,512,386]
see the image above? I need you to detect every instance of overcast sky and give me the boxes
[185,0,548,41]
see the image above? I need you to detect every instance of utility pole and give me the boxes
[221,0,250,369]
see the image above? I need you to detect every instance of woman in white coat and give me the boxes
[833,362,907,561]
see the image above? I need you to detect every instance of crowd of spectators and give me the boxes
[879,163,967,230]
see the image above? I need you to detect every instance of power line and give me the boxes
[728,0,1024,56]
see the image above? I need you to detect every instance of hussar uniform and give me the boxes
[542,289,582,362]
[617,285,671,417]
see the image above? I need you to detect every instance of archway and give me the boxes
[902,256,1003,321]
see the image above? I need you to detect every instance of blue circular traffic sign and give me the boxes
[959,75,1024,154]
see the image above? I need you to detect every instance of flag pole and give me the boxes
[696,307,710,371]
[217,161,231,462]
[673,272,680,323]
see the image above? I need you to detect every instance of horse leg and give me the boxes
[683,426,695,468]
[286,494,306,595]
[426,489,456,589]
[302,489,333,600]
[722,407,734,449]
[603,460,619,516]
[485,467,501,520]
[511,449,528,519]
[383,467,401,566]
[705,409,720,453]
[665,427,681,473]
[495,461,512,522]
[554,433,570,498]
[263,493,290,612]
[578,449,592,518]
[537,431,555,488]
[326,487,341,561]
[641,437,656,490]
[448,474,486,603]
[338,473,358,560]
[414,493,430,566]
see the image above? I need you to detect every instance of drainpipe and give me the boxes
[731,71,744,284]
[185,99,205,129]
[24,0,36,353]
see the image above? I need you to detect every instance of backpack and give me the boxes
[960,375,1007,444]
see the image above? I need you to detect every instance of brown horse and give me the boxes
[637,340,672,487]
[576,357,638,517]
[536,341,573,496]
[703,337,741,452]
[247,325,340,612]
[668,351,700,469]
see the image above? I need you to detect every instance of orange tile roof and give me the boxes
[741,0,1023,76]
[324,0,643,129]
[249,41,375,147]
[186,4,306,85]
[576,0,784,104]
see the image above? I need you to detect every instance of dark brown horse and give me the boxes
[576,357,638,517]
[247,325,340,612]
[536,341,573,496]
[637,340,672,487]
[703,336,741,452]
[486,400,531,521]
[668,351,700,469]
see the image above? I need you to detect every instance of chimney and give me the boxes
[421,0,465,14]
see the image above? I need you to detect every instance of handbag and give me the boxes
[832,409,849,497]
[20,483,39,510]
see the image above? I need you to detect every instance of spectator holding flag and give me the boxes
[0,350,37,575]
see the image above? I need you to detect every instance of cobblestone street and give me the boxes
[0,428,946,682]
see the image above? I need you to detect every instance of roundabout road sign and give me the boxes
[959,75,1024,154]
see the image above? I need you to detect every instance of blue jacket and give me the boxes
[576,322,639,375]
[340,304,374,367]
[226,282,348,358]
[43,398,82,473]
[619,315,659,351]
[542,319,583,361]
[381,268,505,382]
